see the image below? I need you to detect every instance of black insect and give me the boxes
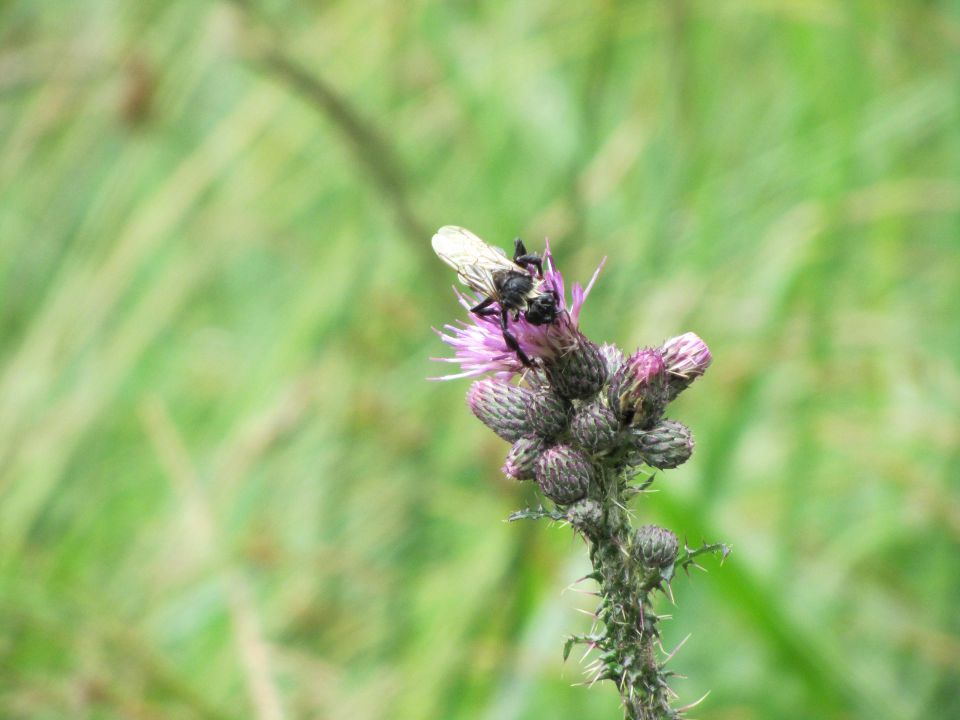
[432,225,559,367]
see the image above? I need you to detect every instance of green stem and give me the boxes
[578,469,677,720]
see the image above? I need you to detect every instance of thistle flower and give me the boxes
[660,332,712,400]
[535,445,593,505]
[607,348,668,428]
[432,245,605,379]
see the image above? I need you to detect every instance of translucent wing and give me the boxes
[431,226,516,296]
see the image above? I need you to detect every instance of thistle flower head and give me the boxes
[660,332,712,400]
[432,245,605,380]
[607,347,668,428]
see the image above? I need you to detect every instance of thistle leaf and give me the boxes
[507,506,565,522]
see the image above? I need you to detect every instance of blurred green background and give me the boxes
[1,1,958,718]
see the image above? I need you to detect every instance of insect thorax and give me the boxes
[493,270,536,306]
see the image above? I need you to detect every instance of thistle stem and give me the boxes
[580,469,678,720]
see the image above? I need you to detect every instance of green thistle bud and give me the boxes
[660,332,712,401]
[502,436,546,481]
[467,378,529,441]
[535,444,593,505]
[544,336,608,400]
[567,498,604,535]
[633,524,678,569]
[627,419,694,469]
[525,389,570,439]
[570,399,619,453]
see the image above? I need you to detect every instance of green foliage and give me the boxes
[0,0,958,718]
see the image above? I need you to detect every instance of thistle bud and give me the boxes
[467,378,529,441]
[544,336,608,400]
[535,444,593,505]
[607,348,668,428]
[660,332,712,401]
[567,498,604,536]
[525,389,570,439]
[570,399,619,453]
[523,368,551,391]
[633,525,678,569]
[599,343,626,378]
[502,436,546,481]
[627,419,693,469]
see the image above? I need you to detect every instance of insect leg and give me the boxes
[513,238,544,277]
[500,306,534,368]
[513,237,528,260]
[470,296,495,314]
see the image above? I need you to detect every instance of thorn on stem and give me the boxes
[676,690,711,713]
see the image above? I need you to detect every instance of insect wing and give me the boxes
[431,226,514,296]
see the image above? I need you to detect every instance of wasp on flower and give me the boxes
[431,226,560,367]
[431,227,605,381]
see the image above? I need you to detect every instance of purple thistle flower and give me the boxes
[607,347,668,428]
[431,244,605,380]
[659,332,712,400]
